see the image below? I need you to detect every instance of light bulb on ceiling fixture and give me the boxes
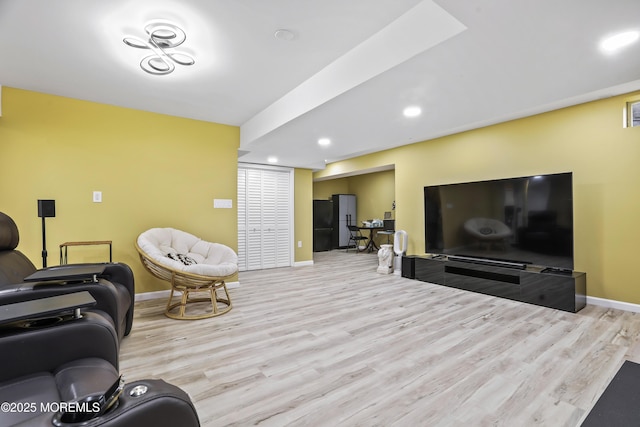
[267,156,278,163]
[318,138,331,146]
[600,30,640,53]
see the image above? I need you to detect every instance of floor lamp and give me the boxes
[37,199,55,268]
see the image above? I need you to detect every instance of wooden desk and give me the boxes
[59,240,112,264]
[358,226,383,252]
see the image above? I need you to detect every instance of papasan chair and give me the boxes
[464,218,512,249]
[135,228,237,320]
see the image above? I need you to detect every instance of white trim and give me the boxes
[294,260,314,267]
[586,296,640,313]
[288,168,295,268]
[134,281,240,302]
[135,289,170,302]
[238,162,293,173]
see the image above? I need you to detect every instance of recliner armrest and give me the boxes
[0,262,135,340]
[0,310,119,382]
[35,263,136,336]
[100,263,135,335]
[17,380,200,427]
[90,379,200,427]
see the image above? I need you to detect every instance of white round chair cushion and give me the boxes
[137,228,238,277]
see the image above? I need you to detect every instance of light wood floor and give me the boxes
[120,251,640,426]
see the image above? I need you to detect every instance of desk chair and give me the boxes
[346,225,368,252]
[377,220,395,244]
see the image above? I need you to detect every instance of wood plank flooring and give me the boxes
[120,251,640,426]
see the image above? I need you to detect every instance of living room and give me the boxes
[2,0,640,425]
[4,86,639,307]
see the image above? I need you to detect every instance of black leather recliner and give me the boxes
[0,292,200,426]
[0,212,134,341]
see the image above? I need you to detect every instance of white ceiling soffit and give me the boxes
[313,164,395,182]
[239,0,466,152]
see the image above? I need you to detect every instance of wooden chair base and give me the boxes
[135,240,236,320]
[165,282,232,320]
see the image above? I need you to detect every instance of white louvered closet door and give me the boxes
[237,165,292,271]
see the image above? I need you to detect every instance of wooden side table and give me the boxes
[59,240,112,264]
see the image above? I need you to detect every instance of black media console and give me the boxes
[402,255,586,313]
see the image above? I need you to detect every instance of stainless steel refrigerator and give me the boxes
[313,200,333,252]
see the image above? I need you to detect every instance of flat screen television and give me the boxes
[424,172,573,269]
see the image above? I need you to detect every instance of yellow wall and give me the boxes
[313,178,349,200]
[294,168,313,262]
[348,170,395,224]
[0,87,240,293]
[315,91,640,304]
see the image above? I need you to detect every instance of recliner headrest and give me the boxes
[0,212,20,251]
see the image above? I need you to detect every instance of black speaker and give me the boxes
[401,255,416,279]
[37,200,56,218]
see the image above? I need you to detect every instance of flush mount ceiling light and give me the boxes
[267,156,278,163]
[600,30,640,53]
[123,22,195,75]
[318,138,331,146]
[403,106,422,118]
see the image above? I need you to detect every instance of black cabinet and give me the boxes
[520,271,586,312]
[414,256,445,285]
[401,256,417,279]
[313,200,333,252]
[445,263,520,300]
[408,255,586,313]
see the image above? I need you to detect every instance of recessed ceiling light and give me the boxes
[318,138,331,146]
[274,29,295,41]
[600,31,640,53]
[267,156,278,163]
[403,106,422,118]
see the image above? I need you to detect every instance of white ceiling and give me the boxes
[1,0,639,170]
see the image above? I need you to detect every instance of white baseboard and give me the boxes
[135,290,170,302]
[294,260,314,267]
[586,296,640,313]
[134,281,240,302]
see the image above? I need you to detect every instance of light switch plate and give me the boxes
[93,191,102,203]
[213,199,232,208]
